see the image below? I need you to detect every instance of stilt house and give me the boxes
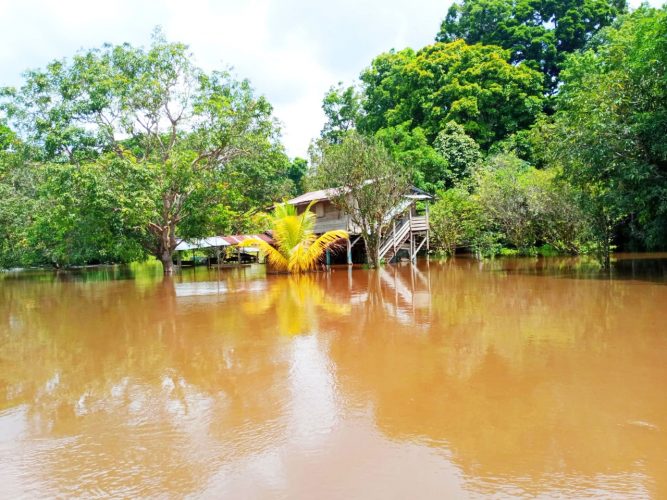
[286,186,432,264]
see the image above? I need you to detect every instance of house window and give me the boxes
[315,203,325,218]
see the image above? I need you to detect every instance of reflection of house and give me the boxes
[286,186,432,264]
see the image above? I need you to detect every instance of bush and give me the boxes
[429,153,592,258]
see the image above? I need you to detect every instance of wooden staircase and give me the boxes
[379,215,429,263]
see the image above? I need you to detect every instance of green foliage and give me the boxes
[430,153,590,258]
[436,0,627,91]
[287,157,308,195]
[548,6,667,263]
[433,121,482,187]
[25,159,150,267]
[477,154,588,253]
[374,123,447,193]
[359,40,544,148]
[0,131,40,267]
[430,187,489,256]
[1,30,288,272]
[320,83,362,144]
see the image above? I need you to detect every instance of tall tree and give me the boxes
[547,6,667,262]
[287,157,308,195]
[1,31,285,274]
[311,133,410,268]
[359,40,543,148]
[374,123,447,193]
[320,83,362,144]
[436,0,627,91]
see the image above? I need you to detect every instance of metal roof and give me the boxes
[175,236,230,252]
[175,233,274,252]
[286,188,339,206]
[286,184,432,206]
[221,234,274,245]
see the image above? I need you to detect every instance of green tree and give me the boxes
[359,40,543,148]
[548,6,667,264]
[311,133,411,268]
[430,187,488,256]
[476,153,589,254]
[0,126,39,267]
[320,83,362,144]
[433,121,482,186]
[1,31,285,274]
[436,0,627,91]
[25,158,150,267]
[374,123,447,193]
[287,157,308,195]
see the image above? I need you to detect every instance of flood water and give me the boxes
[1,255,666,499]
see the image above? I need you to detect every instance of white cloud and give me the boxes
[0,0,664,157]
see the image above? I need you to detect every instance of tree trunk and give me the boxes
[161,250,174,275]
[154,219,177,276]
[363,233,381,268]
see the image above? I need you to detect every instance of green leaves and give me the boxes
[320,83,362,145]
[430,153,590,258]
[436,0,627,92]
[359,40,543,148]
[0,32,289,271]
[549,6,667,255]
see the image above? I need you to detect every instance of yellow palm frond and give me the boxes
[239,238,288,271]
[307,229,349,261]
[250,202,349,274]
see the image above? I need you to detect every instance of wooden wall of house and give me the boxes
[294,198,425,235]
[296,200,351,234]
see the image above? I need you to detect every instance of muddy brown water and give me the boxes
[1,255,666,499]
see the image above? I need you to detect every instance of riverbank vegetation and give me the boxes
[1,3,665,271]
[318,3,666,265]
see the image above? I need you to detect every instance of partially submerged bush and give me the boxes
[430,153,592,258]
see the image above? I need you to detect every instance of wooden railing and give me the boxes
[379,214,429,261]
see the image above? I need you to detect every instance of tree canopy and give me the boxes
[1,31,291,272]
[359,40,543,148]
[548,6,667,257]
[436,0,627,91]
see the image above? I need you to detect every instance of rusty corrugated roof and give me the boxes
[221,233,274,246]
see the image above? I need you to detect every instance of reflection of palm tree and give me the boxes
[243,275,350,336]
[240,202,348,273]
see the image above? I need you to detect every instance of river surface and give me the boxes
[1,255,666,499]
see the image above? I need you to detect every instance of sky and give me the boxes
[0,0,662,158]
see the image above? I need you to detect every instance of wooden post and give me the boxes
[326,248,331,267]
[347,238,352,265]
[237,246,241,266]
[176,252,182,269]
[425,201,430,254]
[408,209,414,262]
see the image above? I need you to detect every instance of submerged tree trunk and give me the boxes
[363,230,381,269]
[160,250,175,275]
[150,214,178,276]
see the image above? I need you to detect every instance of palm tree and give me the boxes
[240,202,348,273]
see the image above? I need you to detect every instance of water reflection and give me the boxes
[1,257,666,498]
[242,274,351,336]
